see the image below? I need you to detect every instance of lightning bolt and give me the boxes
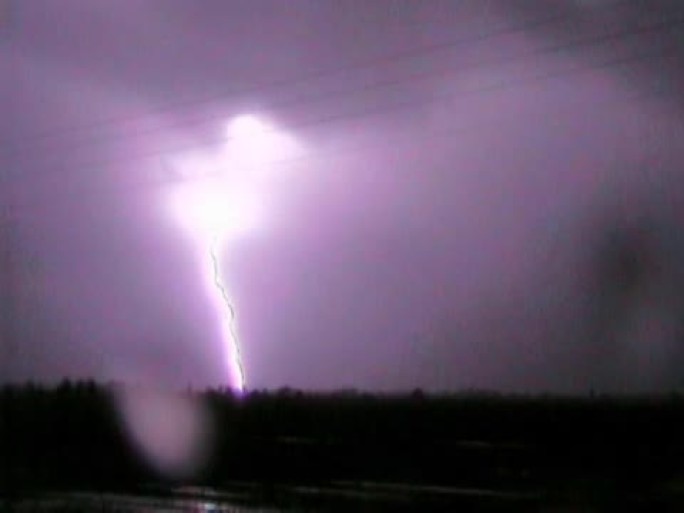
[209,236,246,394]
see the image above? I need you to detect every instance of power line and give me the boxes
[0,0,646,151]
[3,52,672,219]
[2,26,678,195]
[4,11,679,163]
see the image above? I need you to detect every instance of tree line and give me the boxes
[2,380,684,496]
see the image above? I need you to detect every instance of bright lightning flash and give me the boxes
[209,236,246,393]
[173,182,260,393]
[168,115,301,393]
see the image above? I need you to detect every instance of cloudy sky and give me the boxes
[1,0,684,393]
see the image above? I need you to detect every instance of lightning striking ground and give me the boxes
[167,116,300,390]
[209,236,246,393]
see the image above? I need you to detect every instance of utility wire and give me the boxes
[3,11,679,162]
[1,22,678,192]
[2,49,674,218]
[0,0,648,151]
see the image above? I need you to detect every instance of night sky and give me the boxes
[1,0,684,393]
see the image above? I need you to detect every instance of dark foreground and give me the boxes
[3,382,684,511]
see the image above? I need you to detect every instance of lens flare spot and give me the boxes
[115,386,213,479]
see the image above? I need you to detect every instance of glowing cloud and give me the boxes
[224,114,303,174]
[173,178,262,243]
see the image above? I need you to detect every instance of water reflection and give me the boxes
[4,481,541,512]
[9,494,281,513]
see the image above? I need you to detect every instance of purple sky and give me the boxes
[2,0,684,393]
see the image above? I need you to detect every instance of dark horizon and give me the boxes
[4,376,684,400]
